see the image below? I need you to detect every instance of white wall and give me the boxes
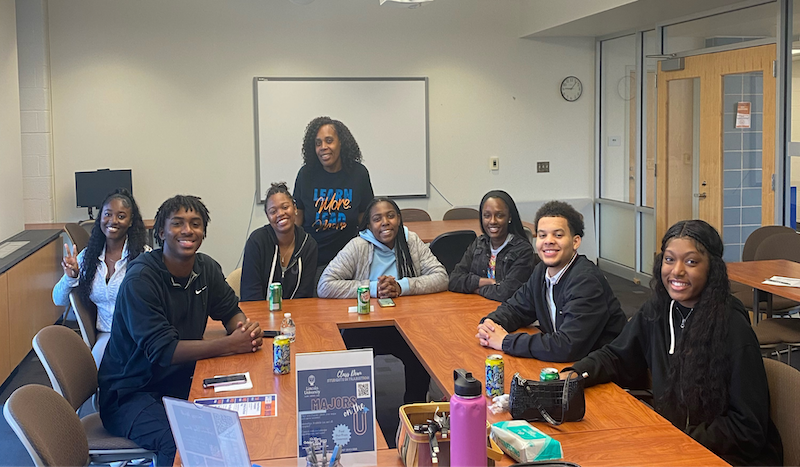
[16,0,54,224]
[47,0,596,274]
[519,0,636,37]
[0,0,24,241]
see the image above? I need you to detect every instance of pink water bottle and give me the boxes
[450,369,486,467]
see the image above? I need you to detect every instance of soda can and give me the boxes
[485,354,504,397]
[273,335,291,375]
[268,282,282,311]
[357,286,370,315]
[540,367,559,381]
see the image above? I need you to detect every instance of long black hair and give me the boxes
[648,219,730,425]
[357,197,417,279]
[154,195,210,247]
[301,116,363,170]
[78,188,147,310]
[479,190,526,239]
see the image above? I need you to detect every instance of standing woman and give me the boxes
[293,117,374,286]
[570,220,782,466]
[449,190,535,302]
[240,182,318,301]
[52,188,149,366]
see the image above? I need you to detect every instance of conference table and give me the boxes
[404,219,536,243]
[184,292,726,466]
[727,259,800,323]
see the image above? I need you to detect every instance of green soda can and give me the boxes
[485,354,504,397]
[357,286,370,314]
[273,335,290,375]
[540,367,559,381]
[268,282,282,311]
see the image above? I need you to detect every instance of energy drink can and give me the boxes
[485,354,504,397]
[540,367,559,381]
[268,282,282,311]
[273,335,290,375]
[357,286,370,315]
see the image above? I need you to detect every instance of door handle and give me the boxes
[693,192,707,199]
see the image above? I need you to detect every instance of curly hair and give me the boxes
[78,188,147,310]
[301,116,363,170]
[534,200,584,238]
[154,195,210,247]
[480,190,526,239]
[357,198,416,280]
[648,220,730,426]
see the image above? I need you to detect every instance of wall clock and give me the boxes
[560,76,582,102]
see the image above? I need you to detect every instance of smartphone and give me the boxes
[202,374,247,389]
[264,330,280,338]
[378,298,396,307]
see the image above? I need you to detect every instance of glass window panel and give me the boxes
[599,203,635,268]
[663,2,777,55]
[640,210,655,275]
[790,0,800,231]
[600,34,637,203]
[643,30,657,208]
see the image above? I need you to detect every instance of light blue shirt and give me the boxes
[359,226,411,297]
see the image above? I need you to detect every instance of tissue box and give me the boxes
[490,420,563,463]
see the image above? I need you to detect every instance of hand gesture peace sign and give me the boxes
[62,243,80,279]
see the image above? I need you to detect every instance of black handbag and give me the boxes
[509,371,586,425]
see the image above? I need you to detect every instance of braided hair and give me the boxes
[78,188,147,310]
[301,116,363,170]
[154,195,210,247]
[357,198,417,279]
[649,220,730,425]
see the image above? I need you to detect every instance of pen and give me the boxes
[329,445,340,467]
[770,279,792,286]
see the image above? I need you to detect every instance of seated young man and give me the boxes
[98,195,263,467]
[476,200,626,362]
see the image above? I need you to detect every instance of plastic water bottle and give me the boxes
[450,368,486,467]
[280,312,296,342]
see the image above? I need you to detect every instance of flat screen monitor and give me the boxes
[75,169,133,209]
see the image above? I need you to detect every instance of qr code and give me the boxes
[356,381,371,399]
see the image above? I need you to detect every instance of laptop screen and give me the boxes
[163,396,251,467]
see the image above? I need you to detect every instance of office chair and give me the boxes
[745,232,800,321]
[429,230,477,274]
[442,207,480,220]
[732,225,796,310]
[32,325,154,464]
[756,319,800,365]
[4,384,90,467]
[70,290,97,349]
[400,208,432,222]
[64,223,91,253]
[226,267,243,299]
[79,219,95,236]
[763,358,800,466]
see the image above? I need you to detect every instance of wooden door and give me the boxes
[656,45,776,250]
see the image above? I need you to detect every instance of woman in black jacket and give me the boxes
[240,182,318,301]
[449,190,535,302]
[571,220,782,466]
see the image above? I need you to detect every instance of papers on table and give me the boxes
[194,394,277,418]
[762,276,800,287]
[0,241,28,259]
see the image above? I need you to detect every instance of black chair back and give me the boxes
[430,230,477,274]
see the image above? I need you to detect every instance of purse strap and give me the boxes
[524,370,577,426]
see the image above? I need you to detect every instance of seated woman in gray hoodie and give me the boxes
[318,197,447,404]
[317,197,447,299]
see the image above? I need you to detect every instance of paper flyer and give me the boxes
[296,349,377,466]
[193,394,277,418]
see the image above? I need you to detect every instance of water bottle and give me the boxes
[450,368,486,467]
[280,312,296,342]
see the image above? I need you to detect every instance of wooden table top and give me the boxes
[404,219,536,243]
[727,259,800,302]
[186,292,725,466]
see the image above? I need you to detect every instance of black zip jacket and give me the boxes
[570,297,782,466]
[98,249,242,436]
[448,234,535,302]
[483,255,626,362]
[240,224,318,301]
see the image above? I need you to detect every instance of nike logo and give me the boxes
[195,286,207,295]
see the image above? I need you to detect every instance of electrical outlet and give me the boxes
[490,156,499,170]
[536,161,550,173]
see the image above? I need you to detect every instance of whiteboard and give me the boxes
[255,78,428,202]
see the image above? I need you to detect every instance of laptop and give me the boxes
[163,396,252,467]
